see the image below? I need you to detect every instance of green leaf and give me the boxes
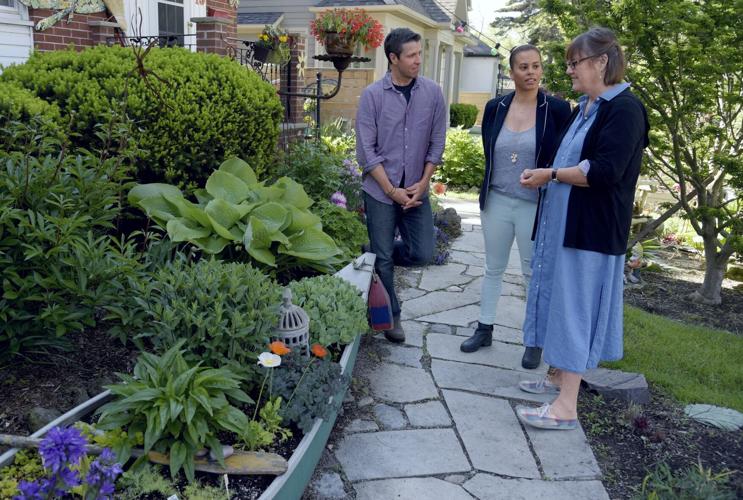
[205,434,225,467]
[205,170,251,204]
[120,388,162,404]
[129,183,184,206]
[275,176,313,209]
[205,199,243,241]
[243,216,276,266]
[166,218,212,242]
[252,202,290,234]
[286,206,322,233]
[219,157,258,186]
[192,235,230,254]
[281,227,340,261]
[163,193,212,229]
[169,441,188,480]
[133,196,179,226]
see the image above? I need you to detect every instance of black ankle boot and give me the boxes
[521,346,543,369]
[460,322,493,353]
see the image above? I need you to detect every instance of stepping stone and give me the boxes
[444,474,468,484]
[524,423,602,480]
[398,287,427,301]
[431,359,553,404]
[405,400,451,427]
[335,429,470,481]
[443,390,540,478]
[463,474,610,500]
[447,285,463,292]
[451,231,485,253]
[455,324,524,345]
[401,291,480,320]
[374,404,407,430]
[504,273,524,285]
[449,250,485,266]
[357,396,374,407]
[500,281,526,298]
[429,322,453,334]
[367,362,438,403]
[418,263,473,291]
[685,404,743,431]
[401,320,425,347]
[418,304,481,326]
[310,472,347,499]
[346,419,379,433]
[465,265,484,277]
[427,334,545,374]
[379,344,423,368]
[490,295,526,330]
[354,477,472,500]
[583,368,650,404]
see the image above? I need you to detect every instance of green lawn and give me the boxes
[603,305,743,412]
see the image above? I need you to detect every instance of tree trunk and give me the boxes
[688,229,728,305]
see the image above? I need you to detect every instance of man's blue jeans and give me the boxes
[364,192,434,316]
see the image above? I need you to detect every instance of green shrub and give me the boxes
[636,461,737,500]
[0,141,146,360]
[435,127,485,189]
[450,103,478,128]
[289,274,368,346]
[270,141,362,211]
[132,258,281,385]
[313,200,368,264]
[128,157,343,275]
[0,45,283,187]
[0,82,64,144]
[97,342,254,483]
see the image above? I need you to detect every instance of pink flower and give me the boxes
[330,191,347,208]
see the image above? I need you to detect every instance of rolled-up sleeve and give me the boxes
[424,88,446,165]
[355,89,385,174]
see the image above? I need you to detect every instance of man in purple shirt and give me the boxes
[355,28,447,342]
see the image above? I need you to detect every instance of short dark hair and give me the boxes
[566,27,625,85]
[509,44,541,69]
[384,28,421,64]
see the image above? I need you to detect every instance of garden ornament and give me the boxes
[19,0,127,31]
[272,288,310,356]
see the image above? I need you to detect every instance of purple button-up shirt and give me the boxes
[355,72,446,204]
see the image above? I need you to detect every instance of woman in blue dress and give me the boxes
[514,27,650,430]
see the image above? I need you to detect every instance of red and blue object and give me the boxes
[368,272,393,331]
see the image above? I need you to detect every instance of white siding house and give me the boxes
[0,0,33,72]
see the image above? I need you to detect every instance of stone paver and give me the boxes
[373,404,407,430]
[583,367,650,404]
[463,474,610,500]
[354,478,473,500]
[367,362,438,403]
[320,197,609,500]
[444,390,540,478]
[335,429,471,481]
[524,423,603,480]
[428,334,545,374]
[418,262,473,291]
[405,400,451,427]
[432,359,552,403]
[378,343,423,368]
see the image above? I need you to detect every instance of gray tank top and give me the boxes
[490,125,538,203]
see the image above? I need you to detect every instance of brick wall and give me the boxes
[304,68,374,125]
[30,10,111,52]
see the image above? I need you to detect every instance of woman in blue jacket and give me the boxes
[460,45,571,371]
[516,28,650,430]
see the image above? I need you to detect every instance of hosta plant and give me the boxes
[96,342,254,483]
[128,157,342,274]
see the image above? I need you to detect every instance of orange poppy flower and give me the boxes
[269,340,291,356]
[311,344,328,358]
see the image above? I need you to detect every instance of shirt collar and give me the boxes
[383,71,420,91]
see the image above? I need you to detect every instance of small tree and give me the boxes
[544,0,742,304]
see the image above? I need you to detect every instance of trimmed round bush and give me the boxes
[450,103,478,128]
[0,46,284,187]
[0,81,64,142]
[436,127,485,189]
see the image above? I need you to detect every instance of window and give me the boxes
[0,0,15,7]
[158,0,184,45]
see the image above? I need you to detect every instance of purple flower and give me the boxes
[85,448,123,499]
[39,426,87,472]
[15,480,44,500]
[330,191,347,209]
[343,158,361,177]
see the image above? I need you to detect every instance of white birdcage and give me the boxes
[272,288,310,356]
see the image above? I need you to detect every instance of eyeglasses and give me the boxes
[566,54,600,70]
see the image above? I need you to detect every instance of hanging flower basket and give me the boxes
[323,32,354,56]
[253,43,270,63]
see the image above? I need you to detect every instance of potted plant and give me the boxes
[255,25,291,65]
[310,8,384,57]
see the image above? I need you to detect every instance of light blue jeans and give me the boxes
[479,190,537,325]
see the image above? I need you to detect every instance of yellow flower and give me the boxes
[261,34,269,41]
[279,35,288,43]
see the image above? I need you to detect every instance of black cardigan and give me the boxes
[479,90,572,210]
[539,88,650,255]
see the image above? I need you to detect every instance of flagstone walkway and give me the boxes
[305,197,609,500]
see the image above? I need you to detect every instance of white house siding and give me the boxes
[460,56,495,92]
[0,1,33,72]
